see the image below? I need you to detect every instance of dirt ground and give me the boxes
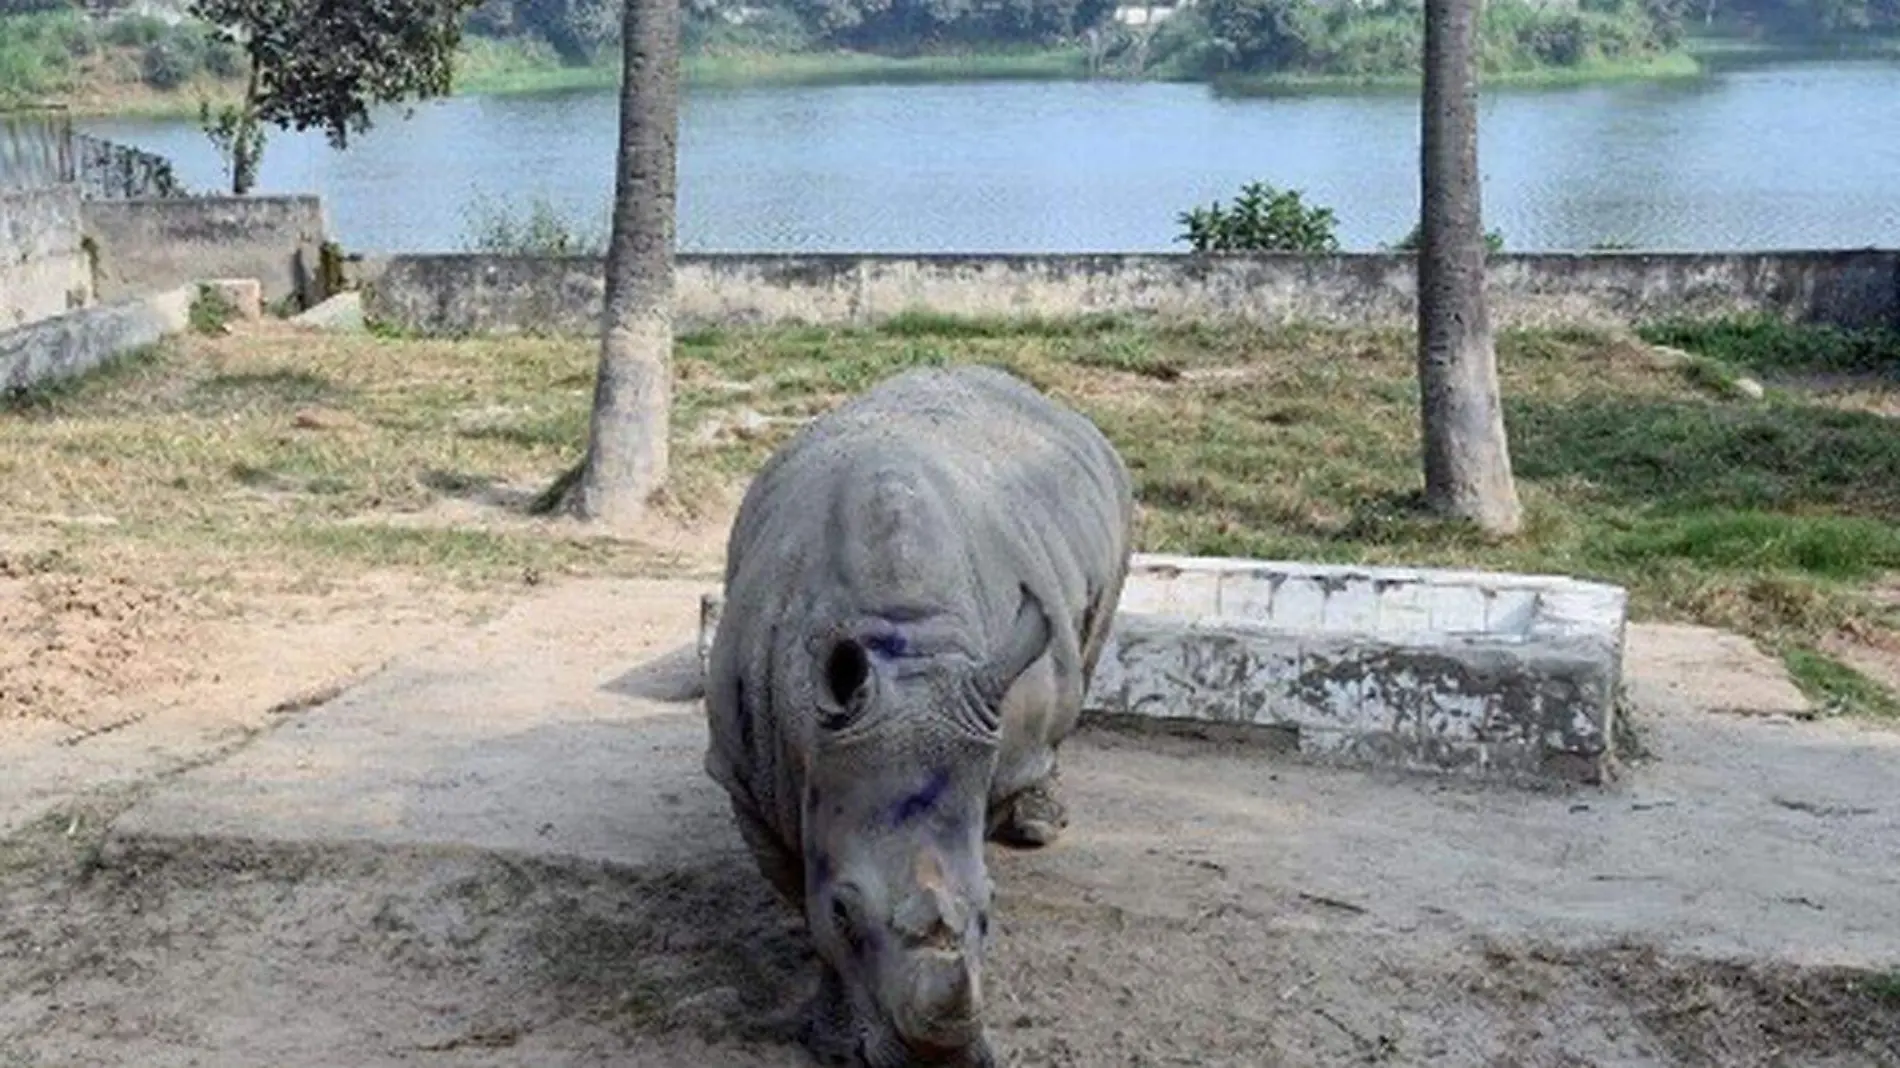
[1,567,1897,1068]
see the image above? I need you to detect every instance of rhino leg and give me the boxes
[986,649,1071,849]
[723,790,805,907]
[989,775,1068,849]
[986,579,1124,849]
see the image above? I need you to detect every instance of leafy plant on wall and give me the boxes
[1176,180,1340,252]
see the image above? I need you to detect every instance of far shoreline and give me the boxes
[36,40,1758,123]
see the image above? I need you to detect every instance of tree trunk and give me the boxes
[570,0,681,527]
[231,61,262,195]
[1417,0,1522,537]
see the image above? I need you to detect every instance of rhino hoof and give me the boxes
[991,783,1067,849]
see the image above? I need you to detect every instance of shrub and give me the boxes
[1391,221,1506,254]
[457,191,608,256]
[141,38,196,89]
[104,14,169,47]
[204,34,244,79]
[1177,181,1339,253]
[0,10,87,100]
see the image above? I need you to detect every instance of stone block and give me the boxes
[1373,581,1433,636]
[203,278,263,321]
[1085,555,1629,786]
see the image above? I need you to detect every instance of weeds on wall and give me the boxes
[457,190,608,256]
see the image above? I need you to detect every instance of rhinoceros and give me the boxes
[702,363,1135,1066]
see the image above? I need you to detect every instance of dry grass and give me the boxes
[4,312,1897,714]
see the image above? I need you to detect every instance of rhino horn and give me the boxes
[894,848,967,949]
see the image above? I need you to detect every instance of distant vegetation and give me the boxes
[1173,182,1523,253]
[1133,0,1684,85]
[457,190,608,255]
[1391,220,1505,253]
[0,7,241,106]
[3,0,1897,112]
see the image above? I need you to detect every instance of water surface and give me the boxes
[78,59,1900,254]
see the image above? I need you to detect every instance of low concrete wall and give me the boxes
[0,286,191,395]
[356,249,1900,336]
[1,186,92,329]
[696,552,1629,786]
[82,196,329,309]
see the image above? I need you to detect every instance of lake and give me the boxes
[77,57,1900,255]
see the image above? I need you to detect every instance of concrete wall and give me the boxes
[0,286,191,395]
[1,186,92,330]
[82,196,329,309]
[355,249,1900,337]
[697,553,1628,785]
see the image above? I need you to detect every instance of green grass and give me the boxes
[452,36,1092,97]
[1784,648,1900,719]
[1639,314,1900,378]
[1210,50,1703,97]
[1684,32,1900,63]
[4,315,1896,716]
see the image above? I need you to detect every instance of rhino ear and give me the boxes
[818,637,874,730]
[979,584,1050,706]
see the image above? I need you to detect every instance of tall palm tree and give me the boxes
[1417,0,1522,536]
[569,0,681,526]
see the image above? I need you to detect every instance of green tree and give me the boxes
[1198,0,1326,70]
[190,0,484,195]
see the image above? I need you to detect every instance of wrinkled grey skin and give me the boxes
[703,365,1134,1067]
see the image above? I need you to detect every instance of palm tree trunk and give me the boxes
[570,0,681,527]
[1417,0,1522,537]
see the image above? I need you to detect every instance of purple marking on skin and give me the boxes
[863,632,908,659]
[891,768,950,827]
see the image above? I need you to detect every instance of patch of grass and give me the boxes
[1211,50,1702,97]
[1784,648,1900,720]
[1508,397,1900,517]
[457,190,607,257]
[457,410,588,450]
[278,522,606,576]
[875,310,1128,340]
[681,46,1091,88]
[1868,970,1900,1002]
[1598,512,1900,583]
[192,369,346,412]
[5,316,1897,704]
[1639,315,1900,377]
[451,36,1091,97]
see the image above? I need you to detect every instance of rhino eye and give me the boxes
[830,887,867,954]
[823,640,871,714]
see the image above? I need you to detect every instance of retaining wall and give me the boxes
[1,186,92,329]
[355,249,1900,336]
[82,196,329,310]
[0,286,191,395]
